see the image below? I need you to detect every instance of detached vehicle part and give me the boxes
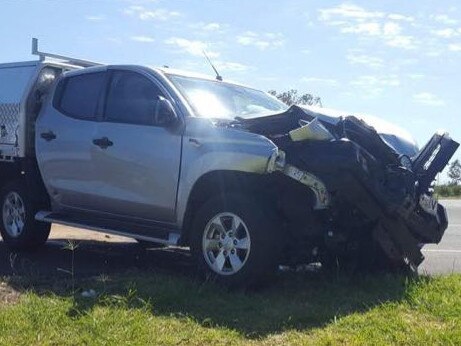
[0,39,458,287]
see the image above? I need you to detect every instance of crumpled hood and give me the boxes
[297,105,419,157]
[235,105,419,157]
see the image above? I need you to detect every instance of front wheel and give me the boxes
[0,180,51,251]
[190,193,281,288]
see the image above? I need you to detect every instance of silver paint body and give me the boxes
[2,59,416,233]
[35,64,277,228]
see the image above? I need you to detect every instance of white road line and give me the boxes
[423,249,461,253]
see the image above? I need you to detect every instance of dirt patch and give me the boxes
[0,281,20,305]
[49,224,135,243]
[0,223,193,280]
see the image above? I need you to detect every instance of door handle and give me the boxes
[40,131,57,141]
[93,137,113,149]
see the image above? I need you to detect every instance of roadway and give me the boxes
[419,199,461,275]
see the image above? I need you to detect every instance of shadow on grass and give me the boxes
[2,239,412,338]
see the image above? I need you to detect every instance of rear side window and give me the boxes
[56,72,105,120]
[105,71,164,126]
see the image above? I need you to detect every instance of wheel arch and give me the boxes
[0,161,23,190]
[180,170,270,245]
[0,158,50,209]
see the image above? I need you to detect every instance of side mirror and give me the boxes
[155,96,179,127]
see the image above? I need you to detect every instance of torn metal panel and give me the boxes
[267,149,330,210]
[412,132,459,194]
[278,164,330,210]
[252,107,459,269]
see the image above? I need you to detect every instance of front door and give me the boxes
[90,69,182,222]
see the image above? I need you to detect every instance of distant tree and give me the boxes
[268,89,322,107]
[448,159,461,185]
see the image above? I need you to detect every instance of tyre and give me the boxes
[190,193,281,288]
[0,180,51,251]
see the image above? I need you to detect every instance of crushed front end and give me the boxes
[243,106,459,270]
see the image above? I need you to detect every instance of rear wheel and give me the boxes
[190,193,281,288]
[0,180,51,251]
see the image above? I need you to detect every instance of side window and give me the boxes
[105,71,164,126]
[56,72,105,120]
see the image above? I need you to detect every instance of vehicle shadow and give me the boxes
[0,238,194,278]
[1,238,411,338]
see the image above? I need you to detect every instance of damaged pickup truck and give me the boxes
[0,39,459,287]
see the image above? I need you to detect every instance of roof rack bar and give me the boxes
[31,37,101,68]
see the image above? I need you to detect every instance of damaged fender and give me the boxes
[267,149,330,210]
[240,106,459,268]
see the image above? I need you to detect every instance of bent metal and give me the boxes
[0,39,458,287]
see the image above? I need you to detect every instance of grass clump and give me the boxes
[0,273,460,345]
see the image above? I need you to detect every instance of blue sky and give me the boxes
[0,0,460,170]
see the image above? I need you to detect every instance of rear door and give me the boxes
[36,70,106,210]
[90,68,182,222]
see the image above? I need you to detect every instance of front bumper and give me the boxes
[374,195,448,267]
[283,131,458,267]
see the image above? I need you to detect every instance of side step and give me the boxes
[35,211,181,246]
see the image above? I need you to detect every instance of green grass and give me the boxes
[0,272,460,345]
[435,184,461,199]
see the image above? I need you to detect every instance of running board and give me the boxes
[35,211,181,246]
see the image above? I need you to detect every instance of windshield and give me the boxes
[168,74,288,119]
